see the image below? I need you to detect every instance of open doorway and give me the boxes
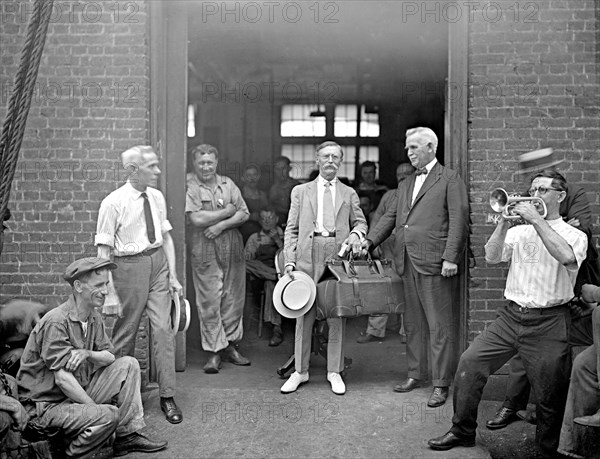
[183,2,451,359]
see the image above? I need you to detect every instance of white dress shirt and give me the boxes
[95,182,172,256]
[412,158,438,204]
[315,175,337,233]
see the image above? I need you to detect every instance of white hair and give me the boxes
[121,145,155,168]
[406,127,438,152]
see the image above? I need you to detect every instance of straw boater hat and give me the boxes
[516,148,563,174]
[171,293,191,333]
[273,271,317,319]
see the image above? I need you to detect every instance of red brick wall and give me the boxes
[0,0,149,304]
[467,0,599,339]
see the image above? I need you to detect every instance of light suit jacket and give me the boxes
[283,177,368,281]
[368,162,469,276]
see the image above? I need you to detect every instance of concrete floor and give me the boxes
[128,306,543,459]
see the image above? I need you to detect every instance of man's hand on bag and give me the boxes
[360,239,372,256]
[346,233,362,257]
[441,260,458,277]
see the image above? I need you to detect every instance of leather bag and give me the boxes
[316,254,404,319]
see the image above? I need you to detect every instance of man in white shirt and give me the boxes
[280,141,367,395]
[428,170,587,457]
[95,145,183,424]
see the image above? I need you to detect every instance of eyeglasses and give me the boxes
[318,153,342,161]
[528,186,562,196]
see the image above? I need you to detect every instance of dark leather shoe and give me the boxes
[427,386,449,407]
[269,326,283,347]
[114,432,168,456]
[428,431,475,451]
[160,397,183,424]
[486,407,517,430]
[203,353,222,373]
[356,333,384,344]
[393,378,422,393]
[517,409,537,425]
[221,345,251,365]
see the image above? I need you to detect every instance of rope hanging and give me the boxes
[0,0,54,254]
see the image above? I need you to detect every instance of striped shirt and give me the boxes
[501,218,587,308]
[95,181,173,256]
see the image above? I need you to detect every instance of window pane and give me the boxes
[280,105,326,137]
[280,144,317,180]
[334,105,358,137]
[360,105,380,137]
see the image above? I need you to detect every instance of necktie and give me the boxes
[141,192,156,244]
[415,167,428,176]
[323,182,335,232]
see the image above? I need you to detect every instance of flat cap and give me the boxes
[63,257,117,283]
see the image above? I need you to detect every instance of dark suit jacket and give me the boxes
[283,178,368,281]
[367,162,469,276]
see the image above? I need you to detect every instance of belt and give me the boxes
[115,246,160,258]
[508,301,569,315]
[314,231,336,238]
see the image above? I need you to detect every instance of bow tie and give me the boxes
[415,168,428,176]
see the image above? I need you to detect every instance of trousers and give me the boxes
[451,302,571,457]
[111,248,176,398]
[26,357,145,459]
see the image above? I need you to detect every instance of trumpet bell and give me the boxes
[489,188,509,213]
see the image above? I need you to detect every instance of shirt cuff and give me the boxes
[161,219,173,233]
[350,230,365,241]
[94,234,114,247]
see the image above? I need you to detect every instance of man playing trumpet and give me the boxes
[428,169,587,457]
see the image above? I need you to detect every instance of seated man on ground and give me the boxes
[17,257,167,458]
[0,371,28,452]
[245,208,285,346]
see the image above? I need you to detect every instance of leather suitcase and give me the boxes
[316,256,404,319]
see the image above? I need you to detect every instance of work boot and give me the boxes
[269,325,283,346]
[221,344,251,365]
[574,410,600,427]
[203,353,221,373]
[114,432,167,456]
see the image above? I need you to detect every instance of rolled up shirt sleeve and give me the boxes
[95,200,117,247]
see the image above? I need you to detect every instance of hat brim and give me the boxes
[515,158,564,175]
[273,271,316,319]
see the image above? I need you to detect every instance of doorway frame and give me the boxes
[149,2,471,368]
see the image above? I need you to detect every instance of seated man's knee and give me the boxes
[116,355,140,371]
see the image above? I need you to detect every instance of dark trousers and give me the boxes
[403,254,457,386]
[502,312,593,411]
[451,302,571,457]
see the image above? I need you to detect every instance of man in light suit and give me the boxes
[362,127,469,407]
[280,141,367,395]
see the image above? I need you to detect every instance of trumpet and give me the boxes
[489,188,547,220]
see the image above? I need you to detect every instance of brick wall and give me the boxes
[467,0,600,340]
[0,0,150,379]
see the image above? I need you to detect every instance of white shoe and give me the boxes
[327,372,346,395]
[281,371,309,394]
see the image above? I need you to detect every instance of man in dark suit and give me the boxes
[280,141,367,396]
[362,127,469,407]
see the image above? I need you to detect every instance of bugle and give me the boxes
[489,188,547,220]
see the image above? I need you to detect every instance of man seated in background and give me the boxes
[17,257,167,458]
[245,208,285,346]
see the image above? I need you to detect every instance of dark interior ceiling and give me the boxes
[187,1,448,104]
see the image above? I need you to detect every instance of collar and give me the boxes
[423,158,438,173]
[125,181,149,200]
[65,295,97,324]
[317,175,337,187]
